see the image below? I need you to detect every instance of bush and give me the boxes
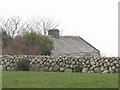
[2,32,53,55]
[16,58,30,71]
[2,30,12,48]
[74,65,83,72]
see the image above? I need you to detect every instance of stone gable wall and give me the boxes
[0,55,119,73]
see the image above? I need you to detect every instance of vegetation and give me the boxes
[1,16,57,55]
[2,30,12,48]
[2,31,53,55]
[16,59,30,71]
[2,71,118,88]
[74,65,83,72]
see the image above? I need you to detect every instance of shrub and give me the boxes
[2,32,53,55]
[2,30,12,48]
[74,65,83,72]
[16,58,30,71]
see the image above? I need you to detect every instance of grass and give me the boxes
[2,71,118,88]
[0,71,2,89]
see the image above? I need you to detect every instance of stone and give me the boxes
[53,65,59,71]
[6,62,10,67]
[105,59,108,62]
[51,63,55,67]
[49,67,54,71]
[59,62,63,66]
[101,66,104,71]
[65,64,70,68]
[111,66,116,70]
[72,61,75,65]
[60,67,65,72]
[7,67,11,71]
[102,70,109,73]
[103,63,107,67]
[70,65,73,68]
[49,60,52,63]
[0,65,2,71]
[110,62,114,66]
[115,68,119,72]
[86,60,89,64]
[90,61,95,66]
[89,67,94,70]
[107,62,111,66]
[82,68,88,73]
[44,67,49,71]
[46,63,51,67]
[30,62,33,65]
[90,70,94,73]
[0,61,4,65]
[94,67,101,73]
[65,69,72,72]
[113,60,118,64]
[40,61,43,64]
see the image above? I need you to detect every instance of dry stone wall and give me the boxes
[0,55,119,73]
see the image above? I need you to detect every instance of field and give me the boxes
[2,71,118,88]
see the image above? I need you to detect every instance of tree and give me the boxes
[2,32,53,55]
[1,16,28,38]
[31,17,59,35]
[1,29,12,48]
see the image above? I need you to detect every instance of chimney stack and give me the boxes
[48,29,59,39]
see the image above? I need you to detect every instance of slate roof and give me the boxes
[49,35,100,56]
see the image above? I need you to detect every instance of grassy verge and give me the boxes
[2,71,118,88]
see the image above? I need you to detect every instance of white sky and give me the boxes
[0,0,119,57]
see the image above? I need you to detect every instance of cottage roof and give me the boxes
[49,35,100,55]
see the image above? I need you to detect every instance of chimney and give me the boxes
[48,29,59,39]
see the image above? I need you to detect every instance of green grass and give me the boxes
[0,71,2,89]
[2,71,118,88]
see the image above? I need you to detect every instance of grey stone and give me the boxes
[70,65,73,68]
[6,62,10,67]
[59,62,63,66]
[116,64,119,67]
[65,64,70,68]
[102,70,109,73]
[94,67,101,73]
[90,61,95,66]
[105,59,108,62]
[46,63,51,67]
[30,62,33,65]
[86,60,89,64]
[113,60,118,64]
[40,61,43,64]
[115,68,119,72]
[60,67,65,72]
[82,68,88,73]
[96,62,99,66]
[89,67,94,70]
[111,66,116,70]
[49,67,54,71]
[110,63,114,66]
[107,62,111,66]
[72,61,75,65]
[0,66,2,71]
[65,69,72,72]
[7,67,11,71]
[101,66,104,71]
[104,63,107,67]
[53,65,59,71]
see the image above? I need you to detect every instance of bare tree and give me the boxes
[32,17,59,35]
[0,16,60,37]
[1,16,27,38]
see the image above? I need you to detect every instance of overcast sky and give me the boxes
[0,0,119,56]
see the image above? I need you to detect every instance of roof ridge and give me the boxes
[78,36,100,53]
